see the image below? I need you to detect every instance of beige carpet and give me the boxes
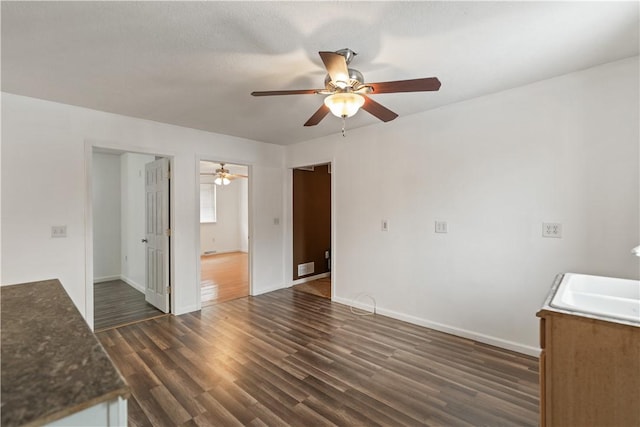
[292,277,331,299]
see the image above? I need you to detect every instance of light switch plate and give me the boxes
[435,221,448,233]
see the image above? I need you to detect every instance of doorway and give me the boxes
[92,150,170,331]
[291,163,332,299]
[198,160,250,306]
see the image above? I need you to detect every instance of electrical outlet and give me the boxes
[435,221,448,233]
[381,220,389,232]
[51,225,67,238]
[542,222,562,238]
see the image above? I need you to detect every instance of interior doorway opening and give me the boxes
[92,149,171,331]
[198,160,250,306]
[291,163,332,299]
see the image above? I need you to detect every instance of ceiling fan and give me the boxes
[200,162,247,186]
[251,48,441,130]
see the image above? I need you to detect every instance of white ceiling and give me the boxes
[2,1,638,145]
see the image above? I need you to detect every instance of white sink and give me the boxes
[550,273,640,323]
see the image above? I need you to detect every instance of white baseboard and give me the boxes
[201,249,248,256]
[93,275,121,283]
[252,283,289,296]
[333,296,540,357]
[291,272,330,286]
[120,276,145,293]
[175,304,198,315]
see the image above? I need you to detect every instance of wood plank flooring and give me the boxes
[97,288,539,426]
[94,280,167,331]
[201,252,249,306]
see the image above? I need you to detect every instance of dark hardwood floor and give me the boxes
[201,252,249,306]
[97,288,539,426]
[94,280,167,331]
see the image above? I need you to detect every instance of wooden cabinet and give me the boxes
[537,310,639,427]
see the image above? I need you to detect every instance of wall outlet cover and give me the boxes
[542,222,562,238]
[51,225,67,238]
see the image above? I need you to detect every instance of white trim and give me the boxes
[285,158,336,300]
[93,275,121,283]
[85,139,177,330]
[194,155,253,310]
[120,275,145,293]
[253,283,288,296]
[174,304,199,315]
[291,272,330,286]
[93,275,145,293]
[333,296,541,357]
[200,249,248,256]
[84,142,94,330]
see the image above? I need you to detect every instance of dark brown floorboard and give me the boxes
[94,280,166,331]
[97,288,539,426]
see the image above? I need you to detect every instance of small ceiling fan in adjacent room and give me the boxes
[251,48,441,134]
[200,162,247,186]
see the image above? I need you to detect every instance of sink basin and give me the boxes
[550,273,640,323]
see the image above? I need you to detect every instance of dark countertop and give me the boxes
[1,279,129,427]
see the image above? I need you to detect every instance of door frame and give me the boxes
[84,140,176,330]
[286,158,336,299]
[194,155,253,309]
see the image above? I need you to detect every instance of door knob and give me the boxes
[141,238,148,243]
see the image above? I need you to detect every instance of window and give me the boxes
[200,183,217,223]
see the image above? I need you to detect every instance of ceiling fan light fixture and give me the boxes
[214,176,230,186]
[324,93,365,118]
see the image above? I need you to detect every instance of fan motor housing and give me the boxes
[324,68,364,92]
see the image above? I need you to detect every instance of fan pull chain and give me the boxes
[341,116,346,137]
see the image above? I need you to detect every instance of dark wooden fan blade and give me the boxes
[319,51,349,85]
[251,89,319,96]
[361,96,398,122]
[368,77,441,94]
[304,104,330,127]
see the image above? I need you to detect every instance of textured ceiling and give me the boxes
[2,1,638,145]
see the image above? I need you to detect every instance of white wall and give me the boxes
[200,176,246,254]
[286,57,640,355]
[238,177,249,253]
[121,152,155,291]
[92,152,121,281]
[1,93,285,328]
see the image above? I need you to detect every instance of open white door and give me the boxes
[144,158,170,313]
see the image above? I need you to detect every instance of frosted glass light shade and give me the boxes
[214,176,230,186]
[324,93,365,118]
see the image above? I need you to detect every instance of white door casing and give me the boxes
[144,158,170,313]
